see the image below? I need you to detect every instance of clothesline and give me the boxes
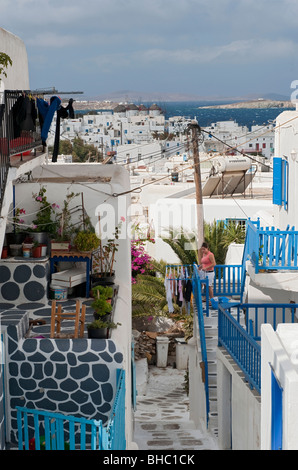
[165,264,196,281]
[164,264,193,314]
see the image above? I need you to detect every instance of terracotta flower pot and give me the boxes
[32,245,42,258]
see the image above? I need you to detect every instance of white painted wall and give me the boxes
[0,28,30,90]
[274,110,298,230]
[261,323,298,450]
[217,348,261,450]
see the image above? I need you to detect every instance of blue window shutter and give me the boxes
[282,159,288,210]
[273,157,282,205]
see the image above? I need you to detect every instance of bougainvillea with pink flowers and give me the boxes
[131,240,153,283]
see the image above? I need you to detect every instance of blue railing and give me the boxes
[246,219,298,273]
[192,264,210,426]
[16,408,105,450]
[214,265,242,297]
[16,369,126,450]
[218,304,261,393]
[218,302,298,394]
[105,369,126,450]
[0,90,43,211]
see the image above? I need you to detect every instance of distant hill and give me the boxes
[200,99,295,109]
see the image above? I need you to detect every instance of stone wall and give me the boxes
[133,330,184,365]
[1,313,123,446]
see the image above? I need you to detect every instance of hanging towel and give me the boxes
[164,276,174,313]
[37,96,61,144]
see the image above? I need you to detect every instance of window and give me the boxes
[273,157,288,209]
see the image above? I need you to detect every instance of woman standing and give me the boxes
[198,242,216,303]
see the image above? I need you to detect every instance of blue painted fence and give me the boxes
[16,369,126,451]
[218,303,298,393]
[192,264,210,426]
[246,219,298,273]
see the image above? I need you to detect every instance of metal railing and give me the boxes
[16,368,126,450]
[0,90,43,210]
[192,264,210,426]
[246,219,298,272]
[214,264,242,297]
[104,369,126,450]
[218,302,298,394]
[218,304,261,393]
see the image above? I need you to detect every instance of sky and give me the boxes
[1,0,298,101]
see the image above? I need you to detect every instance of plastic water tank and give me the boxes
[213,156,251,173]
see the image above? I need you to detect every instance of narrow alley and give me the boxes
[133,360,219,451]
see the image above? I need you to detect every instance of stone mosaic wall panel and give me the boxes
[3,318,123,446]
[0,258,50,307]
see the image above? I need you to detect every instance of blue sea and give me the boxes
[157,101,293,129]
[76,101,293,130]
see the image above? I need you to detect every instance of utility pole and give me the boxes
[187,121,204,250]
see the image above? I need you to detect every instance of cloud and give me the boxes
[136,39,298,66]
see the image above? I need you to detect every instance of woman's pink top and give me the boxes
[201,251,214,271]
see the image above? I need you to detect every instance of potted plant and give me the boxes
[32,240,42,258]
[51,192,79,251]
[6,206,27,250]
[92,297,112,320]
[73,230,100,252]
[87,318,120,339]
[91,285,114,302]
[91,217,124,286]
[29,186,59,240]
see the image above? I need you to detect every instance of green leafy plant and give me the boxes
[73,230,100,252]
[55,191,80,241]
[12,207,26,232]
[87,318,120,329]
[30,186,59,235]
[162,228,198,265]
[92,285,113,300]
[0,52,12,80]
[91,297,112,317]
[92,218,124,276]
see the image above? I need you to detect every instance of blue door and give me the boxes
[271,368,283,450]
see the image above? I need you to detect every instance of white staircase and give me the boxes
[203,300,245,439]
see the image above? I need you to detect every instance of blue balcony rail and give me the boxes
[246,219,298,273]
[16,407,106,450]
[192,264,210,426]
[236,303,298,341]
[105,368,126,450]
[214,264,242,297]
[218,302,298,394]
[16,368,126,450]
[218,303,261,393]
[0,90,43,210]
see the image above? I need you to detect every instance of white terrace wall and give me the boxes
[0,28,30,91]
[261,323,298,450]
[10,162,135,448]
[274,110,298,231]
[217,348,261,450]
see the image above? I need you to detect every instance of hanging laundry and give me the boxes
[37,96,61,145]
[36,96,75,161]
[11,94,37,138]
[52,102,69,162]
[65,98,75,119]
[164,267,174,313]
